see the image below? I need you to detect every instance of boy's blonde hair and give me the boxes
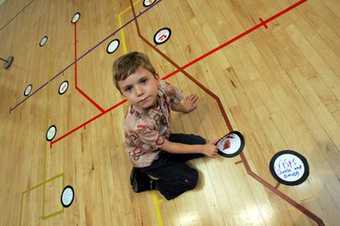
[112,51,158,93]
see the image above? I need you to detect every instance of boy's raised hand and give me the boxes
[182,94,199,113]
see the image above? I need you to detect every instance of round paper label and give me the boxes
[270,150,309,186]
[154,27,171,45]
[106,39,120,54]
[61,186,74,208]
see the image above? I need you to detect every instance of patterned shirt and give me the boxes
[123,80,184,167]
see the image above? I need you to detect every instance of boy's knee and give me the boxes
[184,168,198,189]
[159,167,199,200]
[190,134,206,145]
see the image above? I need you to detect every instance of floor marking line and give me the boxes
[243,161,324,225]
[76,87,105,112]
[18,193,24,226]
[50,99,127,145]
[22,173,64,193]
[152,192,164,226]
[161,0,308,78]
[41,209,64,220]
[73,22,105,112]
[259,18,268,29]
[42,145,47,218]
[0,0,36,32]
[47,0,305,145]
[74,22,78,88]
[9,1,162,112]
[117,15,128,53]
[130,0,324,225]
[19,173,64,225]
[118,3,164,225]
[117,0,141,61]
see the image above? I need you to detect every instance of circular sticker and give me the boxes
[24,84,33,96]
[71,12,80,24]
[46,125,57,141]
[61,185,74,208]
[153,27,171,45]
[39,35,48,47]
[58,80,69,95]
[269,150,309,186]
[217,131,245,158]
[106,39,120,54]
[143,0,156,7]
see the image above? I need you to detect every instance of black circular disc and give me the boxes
[153,27,171,45]
[71,12,81,24]
[217,130,245,158]
[106,39,120,54]
[269,150,309,186]
[143,0,156,7]
[24,84,33,96]
[58,80,69,95]
[39,35,48,47]
[46,125,57,141]
[60,185,75,208]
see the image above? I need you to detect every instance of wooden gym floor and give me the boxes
[0,0,340,225]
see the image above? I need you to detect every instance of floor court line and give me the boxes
[9,0,163,112]
[73,22,105,112]
[0,0,36,32]
[50,0,308,145]
[19,173,65,226]
[117,3,164,226]
[129,0,324,225]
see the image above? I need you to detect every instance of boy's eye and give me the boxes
[140,78,147,84]
[125,86,132,92]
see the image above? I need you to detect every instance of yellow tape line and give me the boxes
[117,0,140,53]
[117,2,164,226]
[152,192,164,226]
[22,173,64,194]
[20,173,64,225]
[42,145,48,217]
[117,14,128,53]
[18,193,24,226]
[41,209,64,220]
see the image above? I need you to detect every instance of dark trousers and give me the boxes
[138,133,206,200]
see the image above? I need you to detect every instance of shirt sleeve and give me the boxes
[161,81,184,107]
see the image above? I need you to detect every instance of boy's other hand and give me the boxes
[201,138,219,157]
[182,94,199,113]
[202,144,218,157]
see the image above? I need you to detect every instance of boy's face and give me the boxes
[118,66,160,110]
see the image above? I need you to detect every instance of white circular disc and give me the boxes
[273,154,305,182]
[217,134,241,155]
[59,81,69,95]
[39,36,48,47]
[61,186,74,207]
[106,39,120,54]
[143,0,155,7]
[71,12,80,23]
[24,84,32,96]
[46,125,57,141]
[154,28,171,44]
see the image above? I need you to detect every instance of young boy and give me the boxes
[113,51,218,200]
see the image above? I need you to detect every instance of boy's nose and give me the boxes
[135,85,144,96]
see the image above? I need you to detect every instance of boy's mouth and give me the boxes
[138,96,150,103]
